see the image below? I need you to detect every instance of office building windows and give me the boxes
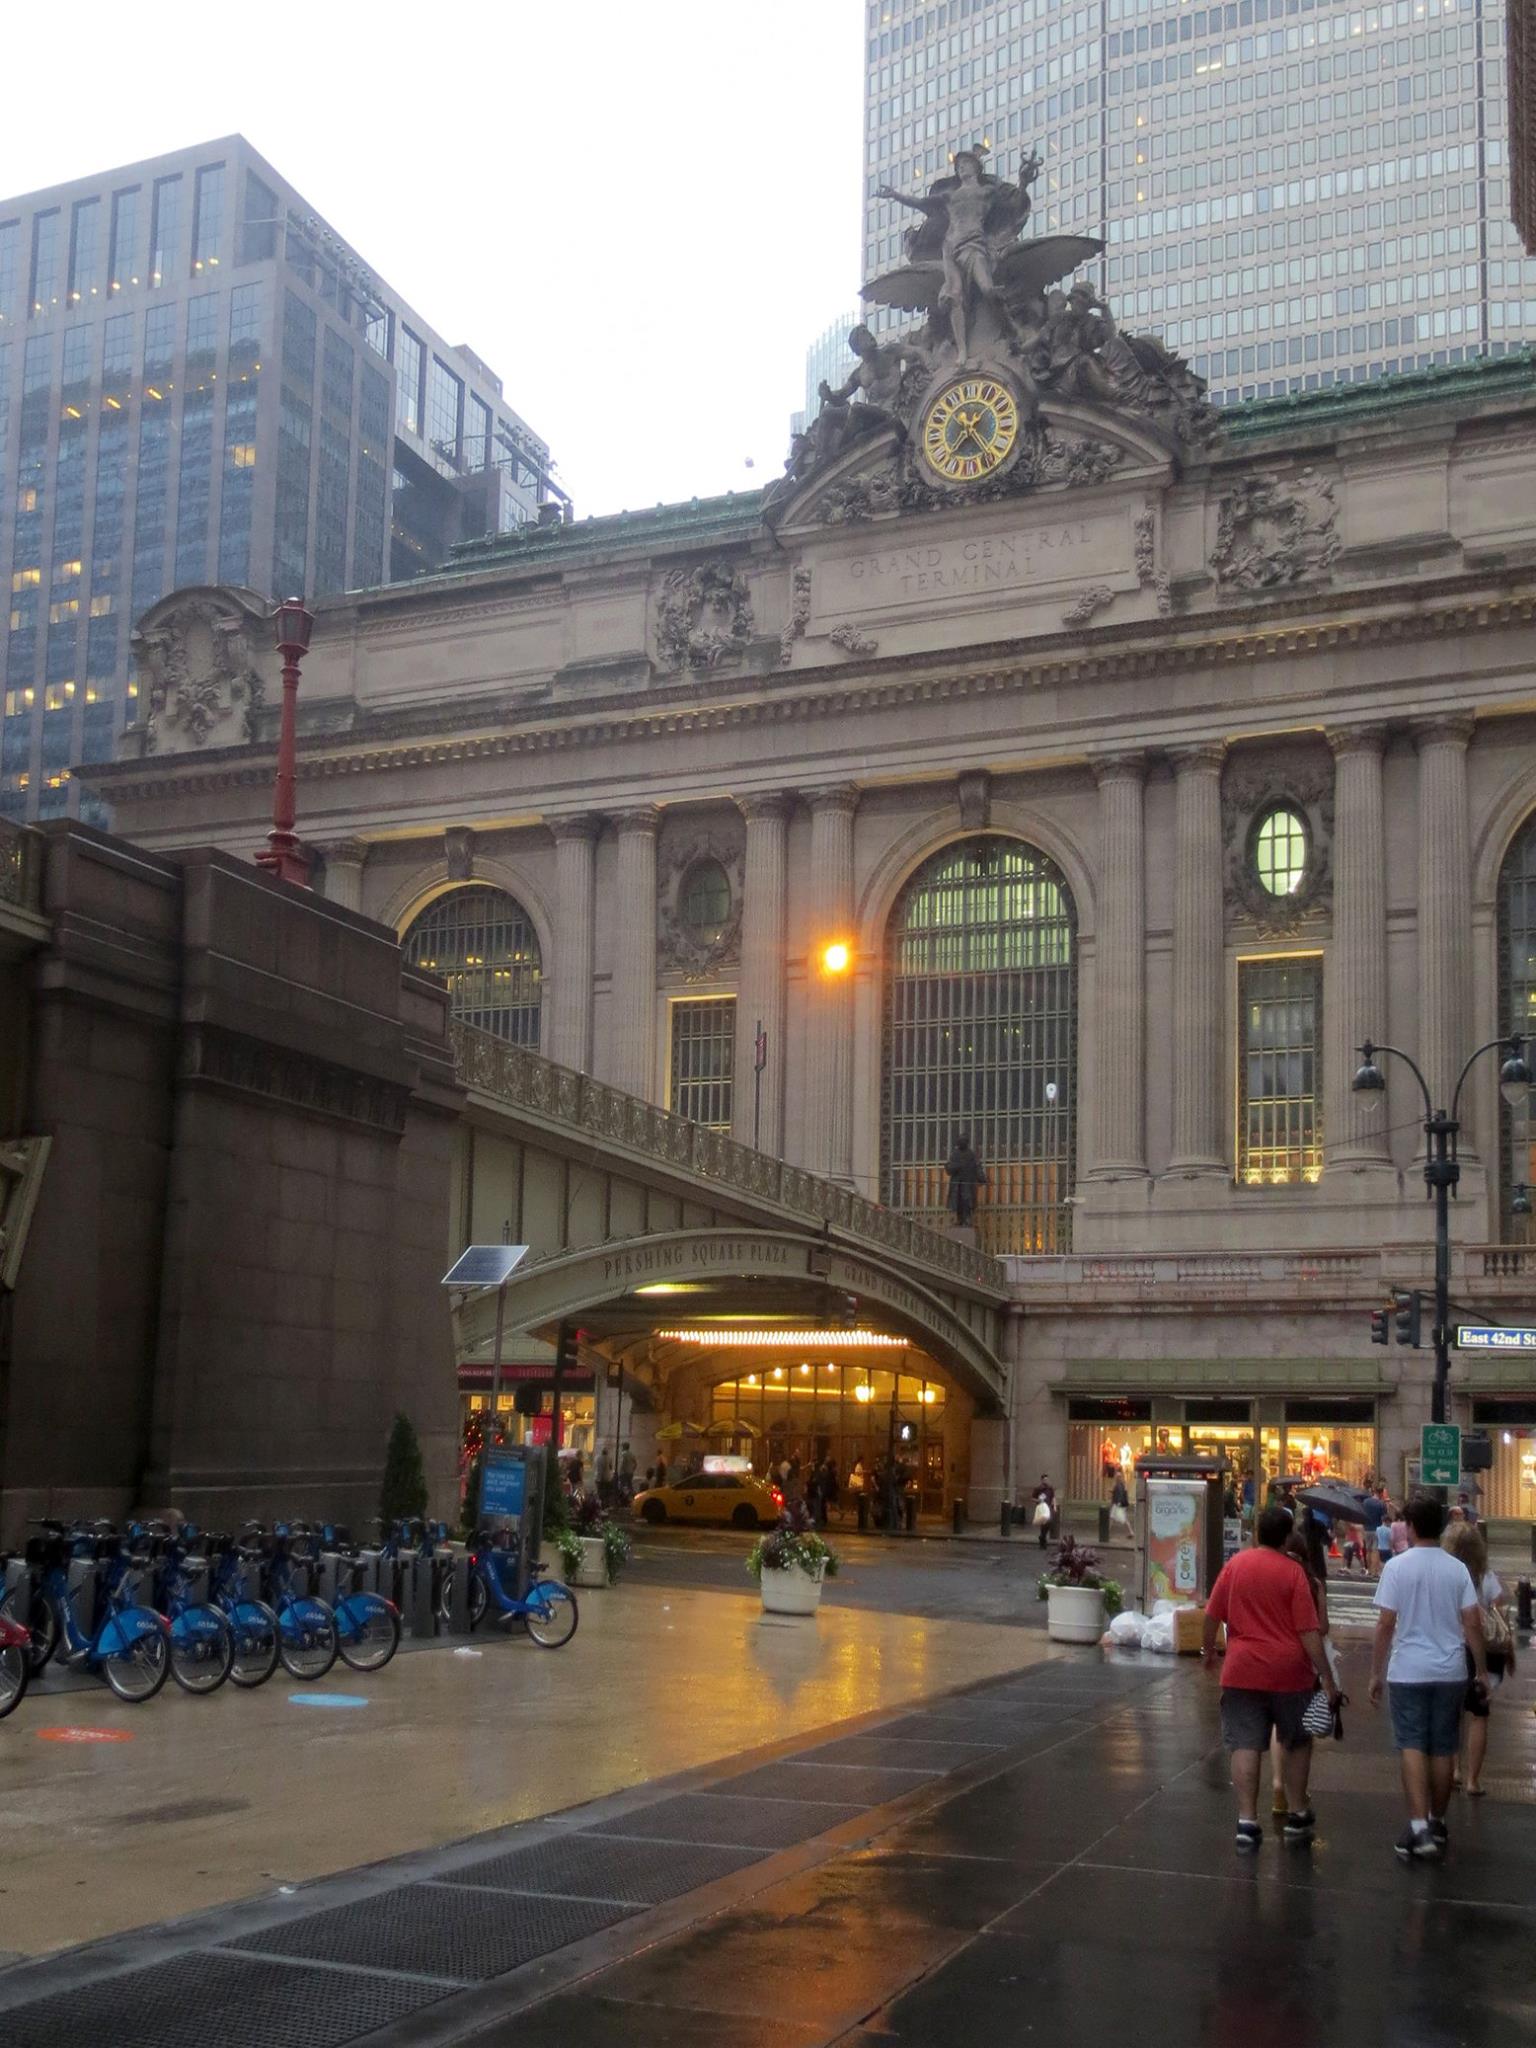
[101,311,134,381]
[395,325,423,437]
[30,210,61,316]
[274,289,316,599]
[108,187,141,293]
[467,395,493,473]
[314,327,354,596]
[68,199,101,306]
[1237,957,1323,1186]
[217,285,263,585]
[174,294,219,587]
[0,219,18,324]
[149,175,182,287]
[363,307,389,359]
[239,172,278,265]
[0,340,10,469]
[426,355,461,472]
[131,302,177,618]
[192,163,224,274]
[353,361,388,590]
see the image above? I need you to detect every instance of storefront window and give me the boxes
[1472,1405,1536,1518]
[1065,1398,1376,1507]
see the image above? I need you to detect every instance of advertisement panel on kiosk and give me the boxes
[1134,1455,1229,1609]
[480,1444,544,1598]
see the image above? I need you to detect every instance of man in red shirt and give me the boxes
[1201,1506,1340,1849]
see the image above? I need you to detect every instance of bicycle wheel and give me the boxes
[100,1614,170,1703]
[2,1584,57,1675]
[437,1562,488,1632]
[278,1597,338,1681]
[524,1582,579,1649]
[335,1594,401,1674]
[226,1600,281,1689]
[169,1606,234,1695]
[0,1641,29,1718]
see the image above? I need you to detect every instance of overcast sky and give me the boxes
[2,1,865,515]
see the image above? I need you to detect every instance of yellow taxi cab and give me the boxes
[633,1459,782,1531]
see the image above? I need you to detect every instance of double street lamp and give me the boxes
[1351,1034,1533,1425]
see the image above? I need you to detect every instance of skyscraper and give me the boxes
[862,0,1536,405]
[0,137,558,824]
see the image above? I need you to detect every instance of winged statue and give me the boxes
[866,147,1103,359]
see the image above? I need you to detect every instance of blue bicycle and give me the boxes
[463,1530,578,1648]
[206,1537,282,1689]
[251,1523,338,1681]
[314,1524,401,1673]
[30,1527,170,1702]
[136,1524,234,1696]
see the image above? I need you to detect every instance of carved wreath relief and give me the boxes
[1210,469,1340,593]
[656,825,745,976]
[655,559,755,672]
[1221,757,1335,935]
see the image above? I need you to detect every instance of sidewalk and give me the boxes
[3,1628,1532,2045]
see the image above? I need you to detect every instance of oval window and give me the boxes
[1252,806,1308,898]
[680,860,731,941]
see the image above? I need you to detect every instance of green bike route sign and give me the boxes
[1420,1423,1461,1487]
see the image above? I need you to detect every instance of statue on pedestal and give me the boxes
[945,1133,988,1228]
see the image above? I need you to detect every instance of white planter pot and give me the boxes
[573,1537,610,1588]
[1045,1582,1106,1644]
[758,1559,826,1616]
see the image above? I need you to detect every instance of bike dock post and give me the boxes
[446,1549,473,1634]
[66,1557,97,1638]
[2,1556,29,1625]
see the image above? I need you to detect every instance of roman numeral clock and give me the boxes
[919,374,1024,487]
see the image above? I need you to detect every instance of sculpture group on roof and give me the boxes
[775,143,1219,512]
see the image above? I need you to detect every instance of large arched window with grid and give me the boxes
[403,885,542,1047]
[1498,814,1536,1236]
[881,836,1077,1255]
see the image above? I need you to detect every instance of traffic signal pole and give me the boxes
[1425,1109,1457,1427]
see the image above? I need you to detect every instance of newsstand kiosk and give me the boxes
[1133,1454,1230,1612]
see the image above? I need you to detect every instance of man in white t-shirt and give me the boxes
[1370,1493,1488,1862]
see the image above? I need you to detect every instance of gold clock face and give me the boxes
[920,376,1021,483]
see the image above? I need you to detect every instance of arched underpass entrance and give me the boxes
[451,1227,1008,1519]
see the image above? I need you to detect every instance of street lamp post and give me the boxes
[1351,1034,1532,1425]
[255,595,315,888]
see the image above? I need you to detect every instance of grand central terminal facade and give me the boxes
[83,164,1536,1521]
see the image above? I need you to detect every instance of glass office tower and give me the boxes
[0,138,557,823]
[862,0,1536,401]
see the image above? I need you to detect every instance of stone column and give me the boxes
[1325,726,1392,1165]
[1415,716,1475,1118]
[805,784,860,1182]
[734,792,793,1154]
[1168,745,1227,1174]
[548,814,600,1073]
[1089,754,1148,1177]
[607,807,661,1098]
[316,839,367,914]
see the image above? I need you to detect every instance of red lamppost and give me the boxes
[255,595,315,887]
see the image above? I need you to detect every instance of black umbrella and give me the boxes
[1297,1481,1371,1525]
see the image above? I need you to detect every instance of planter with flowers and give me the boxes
[1037,1534,1123,1643]
[746,1501,841,1616]
[565,1490,632,1588]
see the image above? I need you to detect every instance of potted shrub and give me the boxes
[1037,1534,1123,1643]
[747,1501,840,1617]
[567,1490,628,1588]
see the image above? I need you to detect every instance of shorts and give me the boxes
[1463,1645,1508,1718]
[1387,1681,1466,1756]
[1220,1687,1314,1753]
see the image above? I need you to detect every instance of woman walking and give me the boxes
[1271,1514,1332,1819]
[1442,1518,1515,1797]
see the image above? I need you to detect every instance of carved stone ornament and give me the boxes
[957,769,991,831]
[656,823,746,977]
[1061,584,1115,628]
[806,426,1124,528]
[655,558,755,672]
[779,566,812,666]
[1221,754,1336,935]
[1134,504,1173,617]
[444,826,476,882]
[828,623,879,656]
[129,586,272,753]
[1210,468,1340,593]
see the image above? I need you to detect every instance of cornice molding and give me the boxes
[92,579,1536,807]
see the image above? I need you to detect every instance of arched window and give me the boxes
[403,884,542,1047]
[881,836,1077,1254]
[1498,814,1536,1234]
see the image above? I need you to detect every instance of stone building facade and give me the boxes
[86,349,1536,1522]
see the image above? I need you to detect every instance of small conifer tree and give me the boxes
[379,1411,429,1524]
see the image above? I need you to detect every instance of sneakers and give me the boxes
[1395,1822,1444,1862]
[1282,1809,1316,1840]
[1235,1820,1263,1851]
[1428,1816,1449,1844]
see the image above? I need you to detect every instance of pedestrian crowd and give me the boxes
[1201,1491,1515,1860]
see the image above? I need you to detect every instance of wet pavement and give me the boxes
[2,1573,1534,2046]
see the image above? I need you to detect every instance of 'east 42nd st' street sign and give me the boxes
[1421,1424,1461,1487]
[1455,1324,1536,1351]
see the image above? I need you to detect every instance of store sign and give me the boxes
[528,1415,553,1447]
[1421,1423,1461,1487]
[1456,1324,1536,1351]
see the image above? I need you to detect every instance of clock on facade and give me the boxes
[919,375,1022,485]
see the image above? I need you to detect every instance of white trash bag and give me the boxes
[1108,1609,1147,1647]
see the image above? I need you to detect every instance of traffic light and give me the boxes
[1393,1289,1422,1348]
[1370,1304,1390,1347]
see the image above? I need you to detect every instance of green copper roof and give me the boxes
[438,488,768,578]
[1224,348,1536,441]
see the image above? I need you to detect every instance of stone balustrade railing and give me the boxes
[1005,1246,1536,1293]
[0,819,42,914]
[450,1021,1007,1293]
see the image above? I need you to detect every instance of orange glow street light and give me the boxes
[821,940,852,975]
